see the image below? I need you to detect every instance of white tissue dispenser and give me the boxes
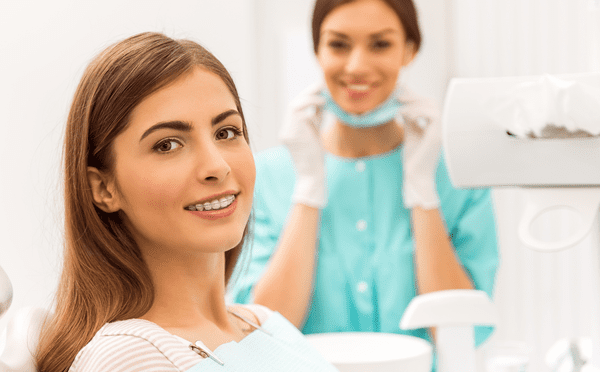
[442,72,600,252]
[442,72,600,188]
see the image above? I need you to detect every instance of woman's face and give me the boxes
[102,67,255,256]
[316,0,415,115]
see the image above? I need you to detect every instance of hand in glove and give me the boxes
[279,81,327,209]
[396,86,442,210]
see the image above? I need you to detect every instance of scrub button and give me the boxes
[357,281,368,293]
[355,161,366,172]
[356,220,367,231]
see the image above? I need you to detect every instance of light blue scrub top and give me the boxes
[230,145,499,347]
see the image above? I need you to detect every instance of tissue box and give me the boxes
[442,72,600,188]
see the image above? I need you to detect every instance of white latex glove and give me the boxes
[280,81,327,209]
[396,86,442,209]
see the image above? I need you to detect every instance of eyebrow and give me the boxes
[322,29,398,39]
[212,109,240,126]
[139,109,241,142]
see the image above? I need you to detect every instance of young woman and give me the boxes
[231,0,499,349]
[35,32,338,372]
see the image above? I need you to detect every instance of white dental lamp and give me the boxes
[442,71,600,372]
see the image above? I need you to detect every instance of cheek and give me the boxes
[118,161,185,211]
[241,151,256,191]
[318,53,341,80]
[230,147,256,194]
[384,53,406,79]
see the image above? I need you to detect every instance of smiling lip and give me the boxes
[345,83,373,100]
[188,197,238,220]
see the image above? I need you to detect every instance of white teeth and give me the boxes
[187,195,236,211]
[348,84,369,91]
[219,197,229,208]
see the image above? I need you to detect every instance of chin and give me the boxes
[343,103,378,115]
[213,232,246,252]
[340,96,385,114]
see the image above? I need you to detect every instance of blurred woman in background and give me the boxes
[231,0,499,349]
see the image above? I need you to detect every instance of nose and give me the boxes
[196,142,231,184]
[344,46,370,76]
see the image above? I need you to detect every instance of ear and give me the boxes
[87,167,121,213]
[402,41,417,67]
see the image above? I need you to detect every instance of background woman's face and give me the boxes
[316,0,415,115]
[108,67,255,257]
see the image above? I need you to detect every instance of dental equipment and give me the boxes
[0,266,12,320]
[444,72,600,250]
[442,72,600,371]
[546,338,592,372]
[0,264,47,372]
[306,332,432,372]
[400,289,497,372]
[0,307,47,372]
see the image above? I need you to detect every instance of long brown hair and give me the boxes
[311,0,422,53]
[36,32,251,372]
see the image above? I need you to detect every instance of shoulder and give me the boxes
[70,319,200,372]
[228,303,275,325]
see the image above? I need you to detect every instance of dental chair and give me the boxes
[0,265,48,372]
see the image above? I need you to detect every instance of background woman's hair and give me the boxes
[36,32,250,372]
[311,0,422,54]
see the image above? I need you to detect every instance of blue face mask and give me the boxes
[321,88,403,128]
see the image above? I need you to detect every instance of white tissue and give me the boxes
[487,74,600,138]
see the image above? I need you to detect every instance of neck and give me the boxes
[322,119,404,158]
[140,248,230,330]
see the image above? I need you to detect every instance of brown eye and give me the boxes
[372,40,392,50]
[216,127,241,140]
[154,139,182,153]
[328,40,349,50]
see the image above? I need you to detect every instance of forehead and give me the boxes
[322,0,403,33]
[127,67,237,132]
